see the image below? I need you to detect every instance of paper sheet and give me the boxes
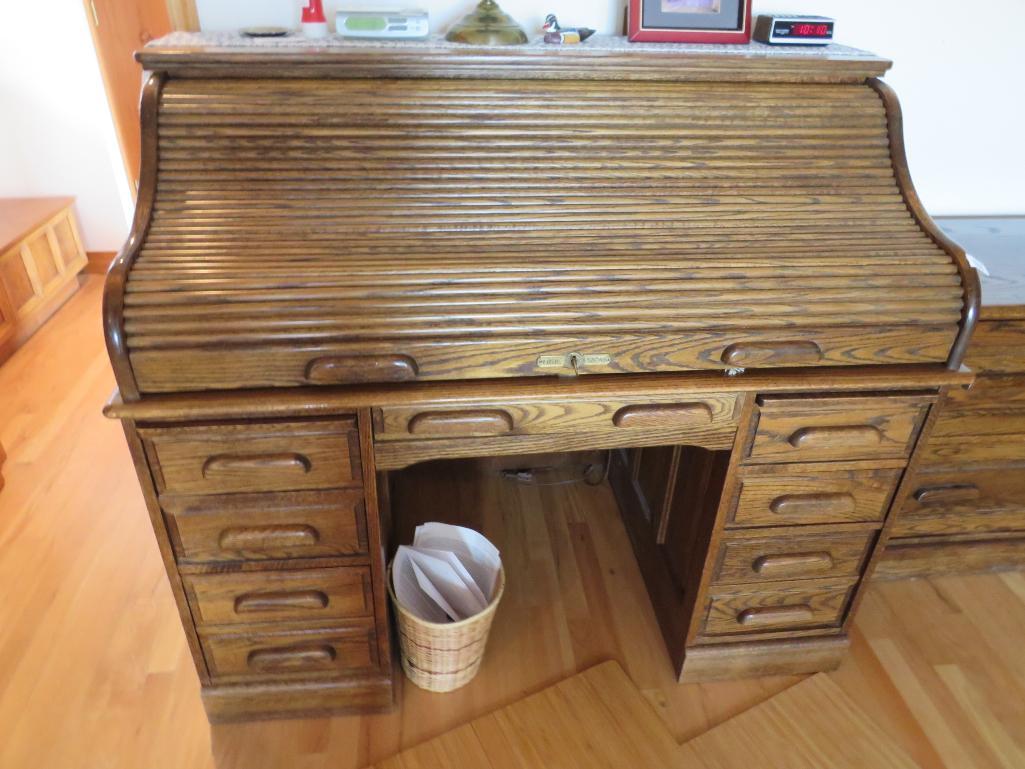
[414,522,502,600]
[391,524,502,623]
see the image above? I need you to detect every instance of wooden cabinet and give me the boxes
[103,37,977,720]
[612,388,942,682]
[0,198,87,363]
[879,219,1025,579]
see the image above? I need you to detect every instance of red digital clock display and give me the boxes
[792,23,831,37]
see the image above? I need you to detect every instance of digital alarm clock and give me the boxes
[336,9,429,39]
[753,15,835,45]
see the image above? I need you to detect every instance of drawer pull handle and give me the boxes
[752,552,835,576]
[770,492,856,517]
[721,341,823,367]
[613,403,713,428]
[247,644,336,672]
[234,590,329,614]
[219,525,320,551]
[408,410,514,436]
[787,425,882,449]
[914,484,981,506]
[305,354,418,384]
[738,604,814,627]
[202,453,311,478]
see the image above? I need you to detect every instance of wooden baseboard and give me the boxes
[680,635,849,682]
[85,251,116,274]
[201,671,394,722]
[875,537,1025,580]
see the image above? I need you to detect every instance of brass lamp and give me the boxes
[445,0,528,45]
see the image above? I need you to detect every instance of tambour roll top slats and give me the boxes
[112,41,972,394]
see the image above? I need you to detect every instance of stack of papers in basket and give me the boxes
[392,523,501,623]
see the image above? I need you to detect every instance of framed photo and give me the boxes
[628,0,752,43]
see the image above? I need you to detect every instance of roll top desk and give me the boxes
[104,35,978,721]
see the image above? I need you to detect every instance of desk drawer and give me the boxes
[376,394,739,440]
[892,466,1025,537]
[201,621,377,682]
[143,419,361,495]
[184,566,373,627]
[701,579,857,637]
[165,490,368,563]
[730,467,901,528]
[713,532,875,586]
[746,394,931,463]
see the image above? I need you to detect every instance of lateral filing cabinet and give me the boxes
[879,219,1025,577]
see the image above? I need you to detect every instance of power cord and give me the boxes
[499,450,611,487]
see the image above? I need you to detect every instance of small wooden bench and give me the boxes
[0,197,88,365]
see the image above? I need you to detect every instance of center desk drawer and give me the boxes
[142,419,362,495]
[746,394,932,463]
[183,566,373,627]
[701,578,857,638]
[164,489,368,563]
[713,531,876,585]
[201,621,378,682]
[376,394,739,441]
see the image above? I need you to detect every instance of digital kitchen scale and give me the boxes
[753,14,835,45]
[336,8,429,39]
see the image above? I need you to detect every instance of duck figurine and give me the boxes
[542,14,595,44]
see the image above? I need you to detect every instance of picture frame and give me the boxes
[628,0,752,43]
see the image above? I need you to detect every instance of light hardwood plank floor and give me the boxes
[0,277,1022,769]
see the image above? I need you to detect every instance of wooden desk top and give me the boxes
[938,217,1025,319]
[0,197,75,254]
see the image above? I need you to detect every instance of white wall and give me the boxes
[196,0,1025,216]
[0,0,133,251]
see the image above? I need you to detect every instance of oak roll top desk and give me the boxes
[104,34,979,721]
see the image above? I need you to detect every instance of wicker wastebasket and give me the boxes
[387,562,505,692]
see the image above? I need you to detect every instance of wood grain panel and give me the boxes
[919,434,1025,468]
[200,621,378,682]
[730,466,901,527]
[0,250,36,310]
[141,419,361,494]
[746,394,932,463]
[184,566,373,626]
[713,531,876,585]
[876,536,1025,578]
[114,74,967,393]
[375,425,737,471]
[27,233,59,288]
[164,489,368,562]
[890,466,1025,537]
[128,326,961,392]
[376,393,738,439]
[963,320,1025,374]
[701,578,857,637]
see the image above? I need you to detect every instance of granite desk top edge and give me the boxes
[141,32,890,65]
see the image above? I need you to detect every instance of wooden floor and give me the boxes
[1,276,1023,769]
